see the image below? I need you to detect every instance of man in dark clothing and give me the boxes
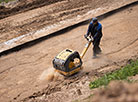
[84,18,103,58]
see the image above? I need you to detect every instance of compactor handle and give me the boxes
[80,35,93,59]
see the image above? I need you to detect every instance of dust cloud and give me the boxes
[39,67,64,82]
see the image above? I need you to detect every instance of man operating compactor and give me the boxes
[84,17,103,58]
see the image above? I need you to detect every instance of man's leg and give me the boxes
[92,37,102,58]
[96,37,102,54]
[93,40,98,58]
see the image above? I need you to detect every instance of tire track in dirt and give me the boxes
[105,38,138,55]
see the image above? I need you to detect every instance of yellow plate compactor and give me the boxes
[53,37,92,76]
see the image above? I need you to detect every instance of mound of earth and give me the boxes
[0,0,64,19]
[92,81,138,102]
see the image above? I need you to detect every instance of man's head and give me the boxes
[92,17,98,25]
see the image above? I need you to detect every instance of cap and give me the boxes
[92,17,98,23]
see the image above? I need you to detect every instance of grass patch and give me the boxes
[89,60,138,89]
[0,0,15,3]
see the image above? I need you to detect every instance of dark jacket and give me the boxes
[86,22,102,39]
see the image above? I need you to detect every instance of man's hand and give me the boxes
[84,34,88,39]
[91,37,94,42]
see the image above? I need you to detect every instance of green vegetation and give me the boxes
[89,60,138,89]
[0,0,15,3]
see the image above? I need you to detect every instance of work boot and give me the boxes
[97,50,102,54]
[97,48,102,54]
[92,53,97,59]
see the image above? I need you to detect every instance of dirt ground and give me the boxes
[0,0,138,102]
[0,0,136,44]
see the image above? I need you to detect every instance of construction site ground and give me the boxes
[0,0,138,102]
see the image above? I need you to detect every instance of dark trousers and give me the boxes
[93,37,102,55]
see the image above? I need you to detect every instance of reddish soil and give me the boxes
[0,0,138,102]
[91,81,138,102]
[0,0,65,19]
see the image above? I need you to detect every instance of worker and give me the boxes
[84,17,103,58]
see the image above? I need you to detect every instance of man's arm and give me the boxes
[93,23,102,39]
[85,22,93,37]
